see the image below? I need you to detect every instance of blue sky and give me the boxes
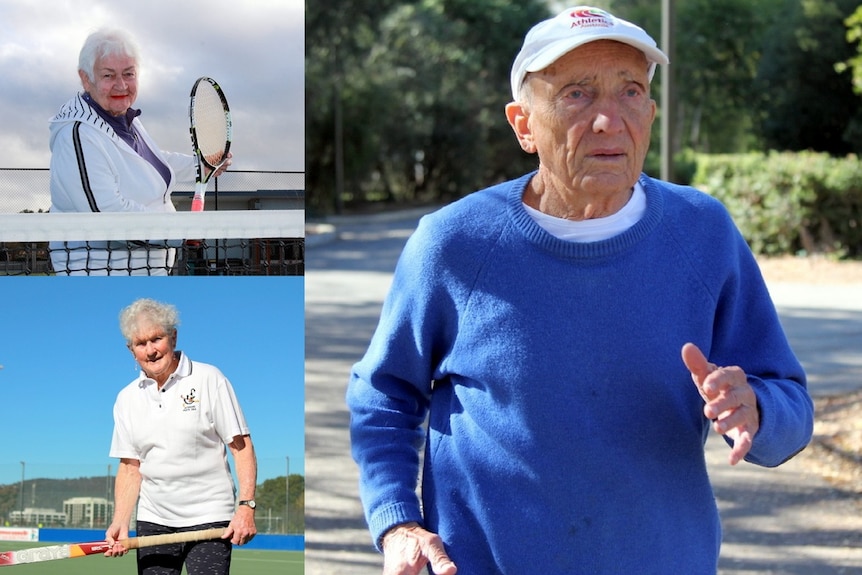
[0,277,304,487]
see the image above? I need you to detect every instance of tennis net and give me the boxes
[0,210,304,276]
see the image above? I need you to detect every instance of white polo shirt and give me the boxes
[110,352,250,527]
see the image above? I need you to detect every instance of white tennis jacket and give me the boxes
[47,94,196,275]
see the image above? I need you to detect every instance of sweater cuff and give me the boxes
[368,501,424,552]
[743,376,812,467]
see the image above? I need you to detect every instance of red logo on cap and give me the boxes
[569,8,614,28]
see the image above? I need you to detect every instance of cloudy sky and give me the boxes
[0,0,304,172]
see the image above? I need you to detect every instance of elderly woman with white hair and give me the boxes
[47,28,229,276]
[105,298,256,575]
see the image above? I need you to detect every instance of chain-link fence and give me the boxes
[0,169,50,213]
[0,169,305,213]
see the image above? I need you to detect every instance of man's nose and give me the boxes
[592,97,625,134]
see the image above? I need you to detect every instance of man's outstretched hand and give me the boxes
[681,342,759,465]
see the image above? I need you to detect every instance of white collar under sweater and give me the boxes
[523,182,647,242]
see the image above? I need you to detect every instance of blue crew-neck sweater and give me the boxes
[347,172,814,574]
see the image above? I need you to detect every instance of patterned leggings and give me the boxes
[135,521,232,575]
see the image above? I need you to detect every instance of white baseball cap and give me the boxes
[510,6,669,100]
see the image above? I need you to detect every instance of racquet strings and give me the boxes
[191,82,228,167]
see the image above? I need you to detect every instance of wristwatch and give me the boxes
[238,499,256,510]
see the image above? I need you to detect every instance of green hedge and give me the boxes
[691,151,862,257]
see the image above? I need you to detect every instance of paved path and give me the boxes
[306,213,862,574]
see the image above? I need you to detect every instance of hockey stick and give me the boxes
[0,527,226,567]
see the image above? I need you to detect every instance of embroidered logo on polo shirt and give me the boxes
[181,388,199,412]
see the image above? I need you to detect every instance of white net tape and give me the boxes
[0,210,304,276]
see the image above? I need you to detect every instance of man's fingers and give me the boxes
[704,384,744,420]
[711,402,754,433]
[425,541,457,575]
[727,428,754,465]
[709,389,758,465]
[417,529,455,574]
[681,342,717,385]
[382,523,456,575]
[682,343,759,465]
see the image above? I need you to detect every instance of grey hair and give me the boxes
[119,298,179,345]
[517,75,534,112]
[78,28,140,84]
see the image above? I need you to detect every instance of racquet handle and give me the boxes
[191,180,207,212]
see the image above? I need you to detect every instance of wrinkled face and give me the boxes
[511,40,656,198]
[129,322,177,382]
[79,53,138,116]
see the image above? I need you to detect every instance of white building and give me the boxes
[63,497,113,528]
[9,508,66,526]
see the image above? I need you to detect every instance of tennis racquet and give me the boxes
[189,77,232,212]
[0,527,226,567]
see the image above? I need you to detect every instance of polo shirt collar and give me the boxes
[136,351,191,390]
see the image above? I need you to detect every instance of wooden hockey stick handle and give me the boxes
[120,527,227,550]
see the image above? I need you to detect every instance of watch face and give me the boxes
[246,500,256,509]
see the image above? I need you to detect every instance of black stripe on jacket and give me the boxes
[72,121,99,212]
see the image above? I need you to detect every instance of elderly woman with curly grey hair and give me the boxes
[105,298,256,575]
[48,28,230,276]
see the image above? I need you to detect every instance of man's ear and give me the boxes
[505,101,536,154]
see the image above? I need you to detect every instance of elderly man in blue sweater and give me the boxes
[347,6,814,574]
